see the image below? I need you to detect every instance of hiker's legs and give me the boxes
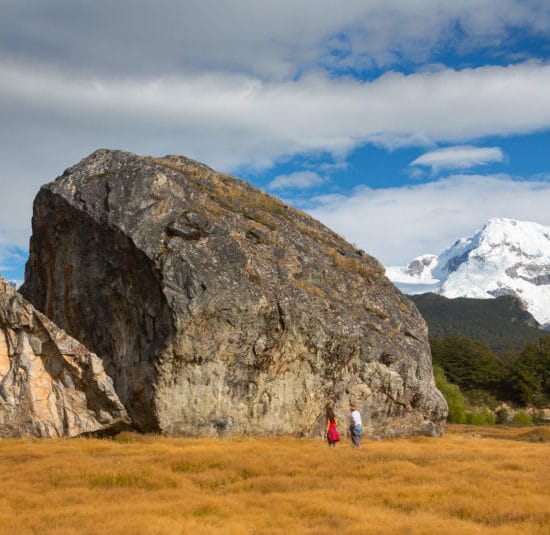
[351,428,360,448]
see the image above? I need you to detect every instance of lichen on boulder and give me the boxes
[22,149,447,438]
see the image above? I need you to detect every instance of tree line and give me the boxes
[431,335,550,424]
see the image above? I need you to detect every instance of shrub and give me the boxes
[466,408,496,426]
[495,407,510,425]
[511,411,533,426]
[433,365,467,423]
[464,389,498,410]
[530,408,545,425]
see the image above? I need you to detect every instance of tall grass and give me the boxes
[0,426,547,534]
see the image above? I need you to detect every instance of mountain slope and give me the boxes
[409,293,548,352]
[387,218,550,329]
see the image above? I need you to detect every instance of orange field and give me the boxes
[0,425,548,534]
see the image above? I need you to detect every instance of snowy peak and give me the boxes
[406,255,438,278]
[471,218,550,261]
[480,217,550,244]
[436,218,550,276]
[386,218,550,329]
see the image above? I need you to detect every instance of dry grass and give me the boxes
[326,248,382,281]
[0,425,548,534]
[292,277,328,299]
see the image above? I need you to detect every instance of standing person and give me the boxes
[349,403,363,448]
[326,406,340,447]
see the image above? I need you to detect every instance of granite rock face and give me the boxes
[0,276,129,438]
[22,149,447,438]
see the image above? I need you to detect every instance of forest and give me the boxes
[431,335,550,424]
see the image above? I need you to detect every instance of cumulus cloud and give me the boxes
[307,174,550,266]
[269,171,329,190]
[410,146,505,171]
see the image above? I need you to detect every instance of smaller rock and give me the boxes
[0,276,129,438]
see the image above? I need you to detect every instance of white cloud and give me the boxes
[2,60,549,171]
[269,171,329,190]
[307,174,550,266]
[1,60,550,251]
[2,1,550,284]
[410,146,505,171]
[2,1,549,79]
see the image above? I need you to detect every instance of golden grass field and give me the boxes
[0,425,548,535]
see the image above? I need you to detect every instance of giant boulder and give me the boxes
[22,149,447,438]
[0,276,129,437]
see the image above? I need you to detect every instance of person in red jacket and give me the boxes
[325,406,340,447]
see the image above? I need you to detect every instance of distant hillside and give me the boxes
[409,293,548,352]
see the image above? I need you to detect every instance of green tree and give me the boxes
[431,336,502,392]
[464,389,498,410]
[507,337,550,405]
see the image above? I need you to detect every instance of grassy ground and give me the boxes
[0,425,548,534]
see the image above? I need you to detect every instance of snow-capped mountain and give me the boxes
[386,218,550,329]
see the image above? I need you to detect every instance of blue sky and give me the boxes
[1,0,550,283]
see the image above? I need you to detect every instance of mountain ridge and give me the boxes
[387,218,550,329]
[409,292,548,352]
